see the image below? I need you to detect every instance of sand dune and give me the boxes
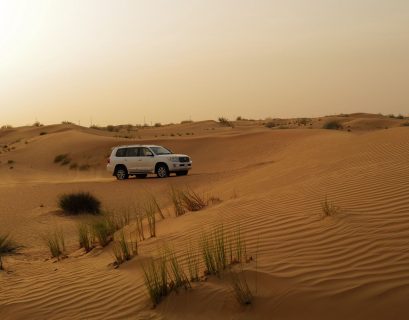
[1,114,409,319]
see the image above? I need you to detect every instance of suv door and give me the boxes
[139,147,156,172]
[125,147,142,172]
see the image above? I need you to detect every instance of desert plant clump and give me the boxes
[181,188,207,212]
[265,121,276,128]
[78,223,94,252]
[321,197,340,217]
[33,121,43,127]
[218,117,234,127]
[186,244,200,282]
[54,154,69,164]
[91,218,113,247]
[142,255,169,307]
[0,234,20,270]
[112,230,137,266]
[401,122,409,127]
[59,192,101,215]
[322,120,343,130]
[229,270,253,305]
[170,186,186,217]
[169,186,207,216]
[144,199,157,238]
[167,248,191,291]
[43,229,66,260]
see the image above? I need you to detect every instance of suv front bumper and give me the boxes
[170,161,192,172]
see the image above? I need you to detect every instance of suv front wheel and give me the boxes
[115,166,129,180]
[156,164,169,178]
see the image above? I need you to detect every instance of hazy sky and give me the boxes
[0,0,408,126]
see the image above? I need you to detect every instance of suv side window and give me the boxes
[116,148,127,157]
[126,147,139,157]
[140,147,153,157]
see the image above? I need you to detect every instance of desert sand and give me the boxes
[1,113,409,320]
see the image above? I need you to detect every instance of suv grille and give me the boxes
[179,156,190,163]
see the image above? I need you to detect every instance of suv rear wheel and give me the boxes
[115,166,129,180]
[156,164,169,178]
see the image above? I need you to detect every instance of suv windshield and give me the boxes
[150,146,172,155]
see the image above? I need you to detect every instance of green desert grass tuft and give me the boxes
[78,222,93,252]
[91,217,113,247]
[321,197,340,217]
[0,234,20,270]
[59,191,101,215]
[230,270,253,305]
[186,244,200,282]
[43,229,66,260]
[142,255,169,307]
[112,230,137,266]
[167,248,191,291]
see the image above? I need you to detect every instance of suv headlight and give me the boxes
[168,156,179,162]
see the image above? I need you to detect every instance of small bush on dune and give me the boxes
[59,192,101,215]
[322,120,343,130]
[401,122,409,127]
[265,121,276,128]
[218,117,234,127]
[54,154,69,164]
[0,234,20,270]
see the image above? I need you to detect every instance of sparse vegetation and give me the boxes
[321,197,340,217]
[43,229,65,260]
[265,121,276,128]
[39,132,47,136]
[218,117,233,127]
[401,122,409,127]
[54,154,69,164]
[91,218,113,247]
[59,192,101,215]
[0,234,20,270]
[186,244,200,282]
[33,121,44,127]
[112,230,137,266]
[142,255,169,307]
[167,248,191,291]
[78,222,94,252]
[169,186,207,216]
[144,199,157,238]
[229,270,253,305]
[78,164,91,171]
[322,120,343,130]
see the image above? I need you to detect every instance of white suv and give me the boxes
[107,145,192,180]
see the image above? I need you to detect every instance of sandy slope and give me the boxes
[1,114,409,319]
